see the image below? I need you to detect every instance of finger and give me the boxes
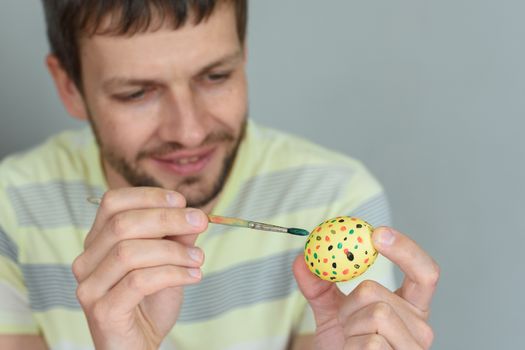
[74,239,204,302]
[344,334,393,350]
[343,302,421,350]
[85,265,201,319]
[372,227,440,312]
[292,254,345,327]
[339,280,433,347]
[86,187,186,248]
[77,207,208,277]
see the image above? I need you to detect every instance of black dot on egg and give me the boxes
[338,219,345,223]
[330,277,336,280]
[344,237,347,241]
[332,262,337,268]
[318,259,320,263]
[310,262,314,267]
[316,236,321,241]
[328,245,333,251]
[356,224,362,228]
[365,250,368,255]
[346,251,354,261]
[354,264,360,269]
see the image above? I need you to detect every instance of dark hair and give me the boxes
[41,0,248,90]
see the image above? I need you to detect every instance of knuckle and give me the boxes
[113,240,133,264]
[126,270,145,292]
[419,260,440,289]
[110,213,128,238]
[420,323,435,349]
[99,191,118,212]
[364,334,387,350]
[71,255,84,280]
[75,284,90,305]
[354,280,380,303]
[370,301,393,322]
[426,261,441,287]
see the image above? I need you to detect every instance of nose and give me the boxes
[157,85,208,148]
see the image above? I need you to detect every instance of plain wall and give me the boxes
[1,1,524,349]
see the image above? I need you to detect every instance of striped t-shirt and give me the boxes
[0,120,395,350]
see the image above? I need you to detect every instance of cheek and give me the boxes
[200,78,247,127]
[92,109,157,160]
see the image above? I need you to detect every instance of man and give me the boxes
[0,0,439,349]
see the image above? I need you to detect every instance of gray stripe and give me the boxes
[178,249,301,323]
[22,249,301,318]
[21,264,80,311]
[0,225,19,263]
[6,181,104,228]
[207,165,354,238]
[349,192,392,227]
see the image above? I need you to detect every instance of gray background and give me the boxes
[1,0,523,349]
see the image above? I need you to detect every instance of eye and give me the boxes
[206,72,232,83]
[114,87,154,102]
[125,90,146,100]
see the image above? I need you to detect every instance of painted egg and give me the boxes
[304,216,378,282]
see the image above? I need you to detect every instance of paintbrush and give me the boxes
[87,196,309,236]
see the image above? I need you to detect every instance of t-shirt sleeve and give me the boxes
[0,223,39,334]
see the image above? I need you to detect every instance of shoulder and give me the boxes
[247,121,384,196]
[0,128,96,187]
[0,128,103,233]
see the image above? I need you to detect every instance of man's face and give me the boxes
[78,4,247,208]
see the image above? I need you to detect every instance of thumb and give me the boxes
[293,254,345,326]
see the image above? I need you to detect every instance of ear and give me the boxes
[45,54,89,121]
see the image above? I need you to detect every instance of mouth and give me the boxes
[150,146,216,176]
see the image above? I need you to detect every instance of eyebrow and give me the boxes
[102,50,244,92]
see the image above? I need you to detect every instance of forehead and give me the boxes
[78,3,240,78]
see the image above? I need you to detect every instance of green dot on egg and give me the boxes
[337,242,343,249]
[349,229,354,234]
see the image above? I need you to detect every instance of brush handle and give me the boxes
[208,214,288,233]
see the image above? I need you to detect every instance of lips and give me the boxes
[150,147,216,176]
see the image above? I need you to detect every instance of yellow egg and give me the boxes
[304,216,378,282]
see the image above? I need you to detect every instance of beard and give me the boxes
[89,115,247,208]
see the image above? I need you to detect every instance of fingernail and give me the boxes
[166,192,181,207]
[375,229,395,246]
[188,268,201,279]
[186,210,205,227]
[188,247,203,263]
